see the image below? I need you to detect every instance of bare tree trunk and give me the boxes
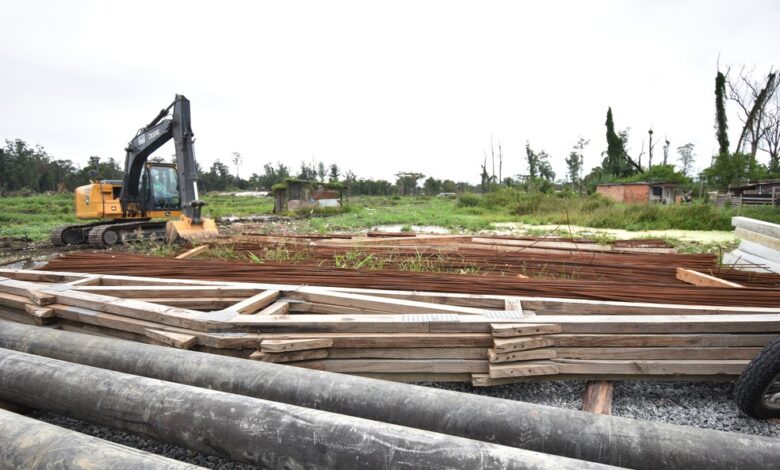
[663,138,670,165]
[647,129,654,168]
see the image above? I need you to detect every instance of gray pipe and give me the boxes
[0,347,611,470]
[0,408,200,470]
[0,319,777,469]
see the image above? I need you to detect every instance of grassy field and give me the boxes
[2,191,779,241]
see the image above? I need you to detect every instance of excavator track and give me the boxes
[87,220,168,248]
[50,222,115,246]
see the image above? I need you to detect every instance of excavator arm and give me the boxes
[119,95,202,221]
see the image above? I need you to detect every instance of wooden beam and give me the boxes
[676,268,743,288]
[174,244,210,260]
[143,329,198,349]
[581,381,614,415]
[488,363,559,378]
[227,290,280,315]
[491,323,562,338]
[260,338,334,353]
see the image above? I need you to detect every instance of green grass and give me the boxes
[3,190,780,242]
[0,194,79,240]
[0,193,274,241]
[460,189,780,231]
[300,195,518,233]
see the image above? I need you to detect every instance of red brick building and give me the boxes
[596,182,679,204]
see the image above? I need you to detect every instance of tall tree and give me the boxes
[525,142,539,178]
[603,107,640,177]
[328,163,340,182]
[231,152,242,178]
[676,143,696,176]
[728,68,779,156]
[715,71,730,156]
[760,94,780,173]
[565,137,589,190]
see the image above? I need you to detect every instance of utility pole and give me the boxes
[648,129,654,168]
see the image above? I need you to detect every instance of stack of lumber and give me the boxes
[44,252,780,306]
[1,268,779,385]
[723,217,780,274]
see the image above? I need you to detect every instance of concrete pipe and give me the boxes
[0,347,613,470]
[0,408,200,470]
[0,319,777,469]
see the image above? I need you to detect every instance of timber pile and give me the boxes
[1,268,780,385]
[723,216,780,274]
[44,252,780,306]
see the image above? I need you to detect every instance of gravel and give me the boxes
[22,379,779,468]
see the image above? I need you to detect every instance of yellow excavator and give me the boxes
[51,94,218,247]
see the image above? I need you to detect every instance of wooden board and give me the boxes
[260,338,334,353]
[581,381,613,415]
[676,268,743,288]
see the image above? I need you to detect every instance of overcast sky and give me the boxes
[2,0,778,184]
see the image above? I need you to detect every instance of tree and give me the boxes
[317,161,327,183]
[565,137,589,190]
[715,71,730,156]
[537,151,555,181]
[759,94,780,174]
[423,177,442,196]
[231,152,242,178]
[603,107,640,177]
[480,157,490,192]
[728,68,779,157]
[394,172,425,195]
[328,163,340,182]
[676,143,695,176]
[525,142,539,179]
[297,161,317,180]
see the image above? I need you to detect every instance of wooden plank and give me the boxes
[553,359,747,375]
[493,337,555,353]
[354,373,472,383]
[550,333,776,348]
[329,347,487,360]
[289,287,494,316]
[174,244,210,259]
[581,381,613,415]
[488,348,557,363]
[293,359,489,374]
[143,328,198,349]
[256,301,290,316]
[518,297,780,316]
[24,304,55,319]
[249,349,329,363]
[472,373,737,387]
[228,290,280,315]
[504,299,523,313]
[25,289,56,306]
[676,268,743,288]
[76,285,262,299]
[260,338,334,353]
[491,323,562,338]
[488,363,559,378]
[556,347,761,360]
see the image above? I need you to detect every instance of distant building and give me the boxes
[272,179,344,214]
[596,182,680,205]
[728,180,780,205]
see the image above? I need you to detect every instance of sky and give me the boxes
[1,0,778,184]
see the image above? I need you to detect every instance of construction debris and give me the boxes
[1,268,779,385]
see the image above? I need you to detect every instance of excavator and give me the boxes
[51,94,218,247]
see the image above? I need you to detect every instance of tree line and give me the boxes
[3,64,777,197]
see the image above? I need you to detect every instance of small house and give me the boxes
[596,182,680,205]
[272,179,344,214]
